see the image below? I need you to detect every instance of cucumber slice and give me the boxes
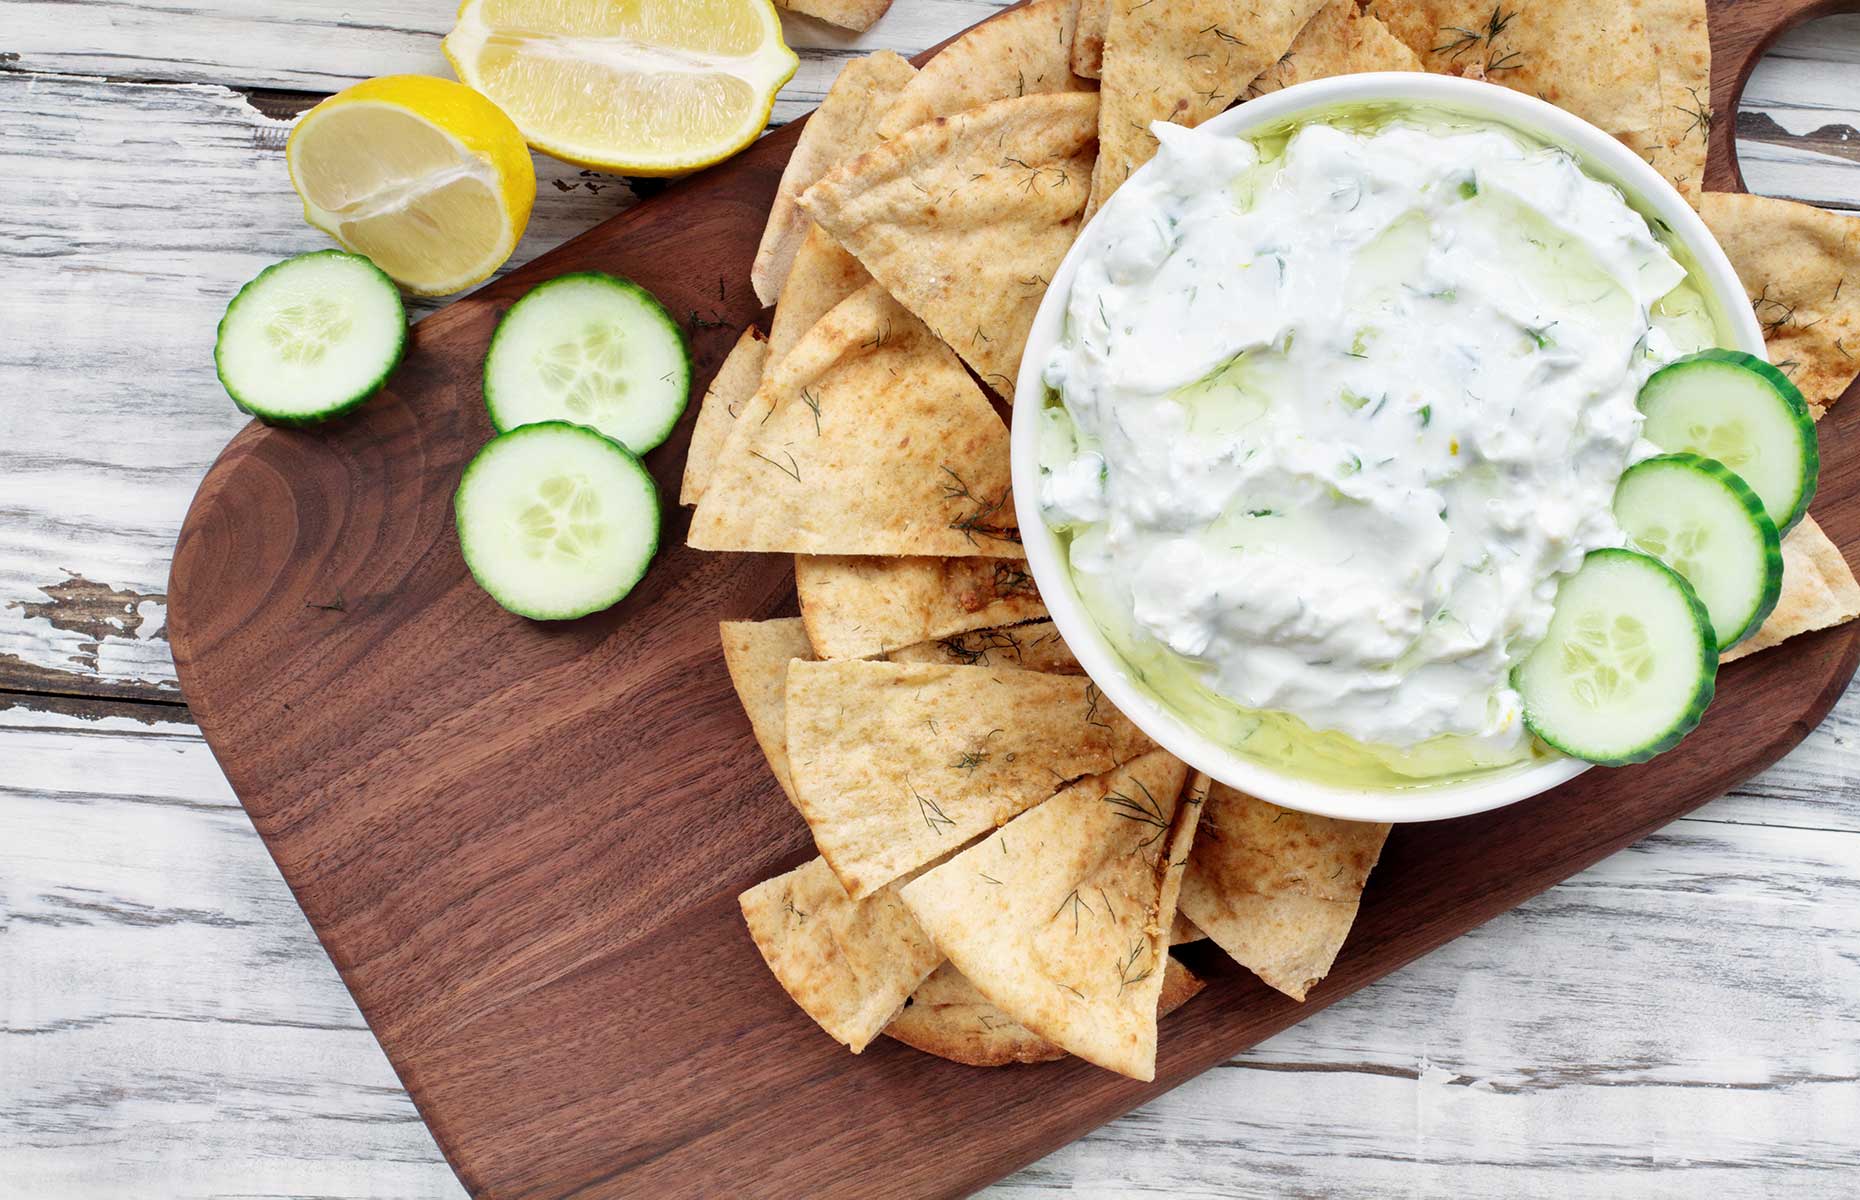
[454,421,660,620]
[214,250,407,426]
[483,272,692,454]
[1637,349,1818,534]
[1614,453,1782,648]
[1512,548,1716,766]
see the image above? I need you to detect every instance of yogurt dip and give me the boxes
[1038,110,1720,786]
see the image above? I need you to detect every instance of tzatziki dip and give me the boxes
[1038,109,1721,787]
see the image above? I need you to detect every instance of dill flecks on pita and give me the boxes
[1114,939,1153,996]
[1676,87,1713,143]
[799,386,822,435]
[941,466,1020,546]
[1084,680,1112,730]
[1103,780,1169,847]
[950,729,1003,773]
[1054,887,1093,932]
[1753,284,1798,335]
[748,448,801,482]
[1433,6,1521,74]
[992,563,1037,599]
[911,779,956,834]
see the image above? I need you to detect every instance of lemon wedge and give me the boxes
[443,0,799,176]
[287,75,536,297]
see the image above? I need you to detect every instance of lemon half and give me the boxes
[287,75,536,296]
[443,0,799,176]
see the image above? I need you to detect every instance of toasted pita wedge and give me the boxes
[888,619,1083,674]
[1073,0,1108,78]
[753,52,917,306]
[740,856,940,1053]
[1247,0,1422,96]
[885,955,1202,1066]
[1169,911,1206,945]
[875,0,1091,141]
[764,226,873,385]
[689,283,1020,556]
[1178,776,1389,1001]
[785,659,1154,898]
[796,555,1047,659]
[1722,516,1860,663]
[774,0,891,33]
[1378,0,1709,204]
[680,327,769,506]
[720,619,817,807]
[899,750,1199,1080]
[801,92,1099,401]
[1088,0,1327,216]
[1699,192,1860,415]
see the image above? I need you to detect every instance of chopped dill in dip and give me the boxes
[1039,112,1719,786]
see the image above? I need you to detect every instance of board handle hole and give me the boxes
[1733,13,1860,207]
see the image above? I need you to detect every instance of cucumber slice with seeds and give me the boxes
[214,250,407,426]
[454,421,660,620]
[1512,548,1716,766]
[1614,453,1782,648]
[1637,349,1818,534]
[483,272,692,454]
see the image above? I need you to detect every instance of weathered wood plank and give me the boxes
[5,9,1860,1196]
[5,697,1858,1196]
[0,0,1008,110]
[3,19,1858,702]
[0,703,461,1198]
[0,74,634,702]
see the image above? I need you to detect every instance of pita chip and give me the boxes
[753,52,917,306]
[773,0,892,33]
[1247,0,1423,96]
[888,619,1083,674]
[764,226,873,384]
[885,955,1203,1066]
[1073,0,1108,79]
[801,92,1099,400]
[1700,191,1860,415]
[680,327,769,506]
[796,554,1047,659]
[1088,0,1327,215]
[1378,0,1709,204]
[1169,912,1206,945]
[785,659,1154,898]
[1178,776,1389,1001]
[740,856,940,1053]
[900,750,1200,1080]
[1722,516,1860,663]
[689,283,1021,557]
[720,619,817,807]
[875,0,1092,141]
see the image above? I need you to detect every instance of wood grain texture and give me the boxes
[8,696,1860,1198]
[6,3,1860,1198]
[159,2,1860,1197]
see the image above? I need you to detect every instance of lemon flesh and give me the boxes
[444,0,798,175]
[287,75,536,297]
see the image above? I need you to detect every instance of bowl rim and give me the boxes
[1010,72,1768,823]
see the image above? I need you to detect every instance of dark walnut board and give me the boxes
[169,2,1860,1197]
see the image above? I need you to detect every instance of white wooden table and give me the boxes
[3,4,1859,1196]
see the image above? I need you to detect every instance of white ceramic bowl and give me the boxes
[1012,73,1767,823]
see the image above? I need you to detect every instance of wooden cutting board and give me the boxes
[168,3,1860,1197]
